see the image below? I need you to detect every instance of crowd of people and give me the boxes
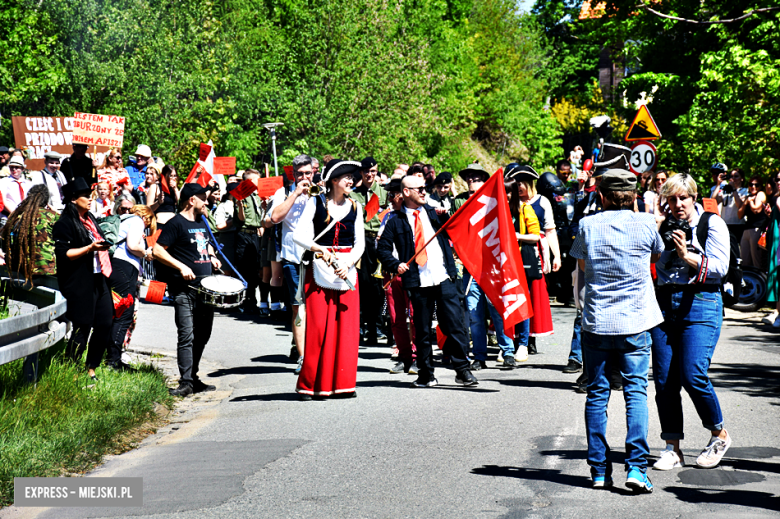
[0,140,768,492]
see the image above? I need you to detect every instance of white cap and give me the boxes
[134,144,152,158]
[8,156,25,168]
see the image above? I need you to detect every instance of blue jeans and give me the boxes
[464,274,514,360]
[651,288,724,439]
[282,260,302,306]
[568,310,582,364]
[582,330,651,477]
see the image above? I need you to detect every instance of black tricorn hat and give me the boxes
[323,159,362,182]
[594,143,631,170]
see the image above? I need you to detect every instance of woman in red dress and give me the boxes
[293,159,365,400]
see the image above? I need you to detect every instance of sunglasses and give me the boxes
[750,182,760,186]
[406,186,426,194]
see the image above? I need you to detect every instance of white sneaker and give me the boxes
[516,346,528,362]
[497,352,504,364]
[762,311,778,325]
[696,432,732,469]
[653,444,684,470]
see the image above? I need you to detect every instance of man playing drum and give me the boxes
[153,183,222,397]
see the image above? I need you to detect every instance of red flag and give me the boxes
[230,178,258,201]
[196,169,213,188]
[443,169,532,331]
[185,162,212,187]
[160,176,171,195]
[365,193,380,222]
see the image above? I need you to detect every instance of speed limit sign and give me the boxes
[630,140,657,174]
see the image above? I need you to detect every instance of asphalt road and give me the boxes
[6,299,780,519]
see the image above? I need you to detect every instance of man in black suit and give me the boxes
[376,175,477,388]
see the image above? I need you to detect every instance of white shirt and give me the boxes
[403,205,449,287]
[33,168,67,211]
[214,199,234,231]
[90,198,113,218]
[293,197,365,267]
[113,215,145,271]
[0,176,32,214]
[270,184,309,263]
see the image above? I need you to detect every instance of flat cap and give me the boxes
[44,150,62,160]
[600,168,638,191]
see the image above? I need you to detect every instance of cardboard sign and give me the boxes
[12,116,83,171]
[145,229,163,248]
[72,112,125,148]
[229,178,258,201]
[256,176,283,198]
[198,143,212,162]
[283,165,294,181]
[702,198,720,216]
[214,157,236,177]
[625,105,661,141]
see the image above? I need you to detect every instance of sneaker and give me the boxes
[516,346,528,362]
[455,370,479,386]
[294,356,304,375]
[762,311,778,325]
[574,372,587,393]
[592,474,613,489]
[389,360,406,374]
[410,377,438,388]
[390,347,400,359]
[496,352,504,364]
[503,356,517,369]
[169,383,193,397]
[192,379,216,393]
[696,433,732,468]
[408,361,418,375]
[563,360,583,374]
[471,360,487,371]
[653,444,684,471]
[289,346,300,362]
[625,468,653,493]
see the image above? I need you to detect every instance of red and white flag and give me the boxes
[443,169,533,331]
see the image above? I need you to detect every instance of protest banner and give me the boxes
[198,143,212,162]
[256,176,283,198]
[214,157,236,177]
[12,116,78,171]
[229,178,258,201]
[72,112,125,148]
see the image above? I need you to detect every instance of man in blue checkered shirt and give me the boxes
[570,168,664,494]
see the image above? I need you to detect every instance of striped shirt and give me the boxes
[570,209,664,335]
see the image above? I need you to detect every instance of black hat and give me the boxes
[361,156,377,170]
[385,178,403,193]
[65,177,92,200]
[600,169,638,191]
[432,172,452,185]
[594,143,631,170]
[458,163,489,182]
[226,182,240,193]
[180,182,211,202]
[506,164,539,183]
[0,146,8,153]
[323,159,362,182]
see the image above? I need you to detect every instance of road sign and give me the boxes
[629,140,657,174]
[625,105,661,141]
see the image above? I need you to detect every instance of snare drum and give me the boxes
[194,275,246,309]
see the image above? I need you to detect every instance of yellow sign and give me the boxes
[625,105,661,141]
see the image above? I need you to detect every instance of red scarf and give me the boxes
[81,215,112,278]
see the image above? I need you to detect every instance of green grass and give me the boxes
[0,344,174,507]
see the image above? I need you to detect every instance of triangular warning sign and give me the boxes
[625,105,661,141]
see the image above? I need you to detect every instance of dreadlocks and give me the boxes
[1,184,51,285]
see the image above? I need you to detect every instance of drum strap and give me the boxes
[200,215,248,287]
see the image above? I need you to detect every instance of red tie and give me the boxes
[413,211,428,266]
[16,180,24,202]
[81,216,113,278]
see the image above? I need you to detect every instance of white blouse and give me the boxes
[293,196,365,268]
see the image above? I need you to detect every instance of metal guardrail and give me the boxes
[0,277,69,380]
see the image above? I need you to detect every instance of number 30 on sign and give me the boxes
[630,140,657,175]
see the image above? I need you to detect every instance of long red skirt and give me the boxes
[529,275,554,337]
[296,270,360,396]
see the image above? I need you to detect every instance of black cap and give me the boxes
[180,183,211,202]
[385,178,403,193]
[0,146,8,153]
[361,156,377,170]
[226,182,240,193]
[432,172,452,185]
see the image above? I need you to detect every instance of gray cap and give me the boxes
[44,150,62,160]
[600,169,638,191]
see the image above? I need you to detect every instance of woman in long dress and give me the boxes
[293,159,365,399]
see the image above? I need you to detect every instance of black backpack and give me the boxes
[697,212,742,305]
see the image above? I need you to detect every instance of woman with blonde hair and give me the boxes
[107,204,157,371]
[90,181,114,218]
[97,147,131,195]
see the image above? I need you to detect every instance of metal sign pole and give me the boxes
[263,122,284,177]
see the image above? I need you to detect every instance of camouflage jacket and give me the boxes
[34,208,59,276]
